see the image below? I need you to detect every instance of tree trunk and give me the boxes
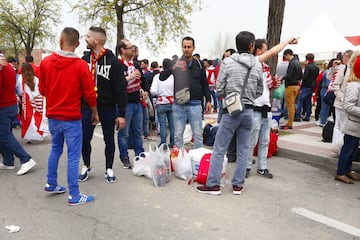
[115,4,125,56]
[266,0,285,75]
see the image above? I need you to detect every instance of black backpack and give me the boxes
[322,121,334,142]
[203,124,218,146]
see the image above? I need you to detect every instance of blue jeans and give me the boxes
[82,107,116,170]
[209,87,218,111]
[118,102,144,159]
[173,102,203,148]
[247,111,271,170]
[0,105,31,165]
[156,104,175,146]
[217,97,223,123]
[319,88,330,125]
[207,109,253,187]
[47,119,82,196]
[142,106,149,137]
[336,134,359,175]
[296,87,312,119]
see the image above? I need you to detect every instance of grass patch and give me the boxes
[278,130,294,136]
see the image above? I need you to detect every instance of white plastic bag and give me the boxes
[149,142,169,187]
[171,148,193,180]
[132,152,152,179]
[158,143,171,180]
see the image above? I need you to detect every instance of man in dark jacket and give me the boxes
[159,36,212,148]
[280,49,303,130]
[79,26,127,183]
[295,53,319,121]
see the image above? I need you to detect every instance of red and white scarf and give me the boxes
[119,58,141,94]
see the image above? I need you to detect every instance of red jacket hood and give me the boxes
[50,51,82,70]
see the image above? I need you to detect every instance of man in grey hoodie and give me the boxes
[196,31,263,195]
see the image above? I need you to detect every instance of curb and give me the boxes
[277,147,360,172]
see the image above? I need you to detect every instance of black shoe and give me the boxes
[257,169,273,179]
[196,185,221,195]
[121,157,132,169]
[294,118,301,122]
[245,168,250,178]
[228,158,236,163]
[302,118,310,122]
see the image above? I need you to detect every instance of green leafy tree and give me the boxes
[0,0,61,56]
[0,25,23,57]
[266,0,286,75]
[71,0,202,55]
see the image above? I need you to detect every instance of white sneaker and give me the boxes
[0,163,15,170]
[78,166,91,182]
[315,120,321,126]
[104,168,116,183]
[17,158,36,175]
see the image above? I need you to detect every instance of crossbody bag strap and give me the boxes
[240,66,251,98]
[225,65,251,97]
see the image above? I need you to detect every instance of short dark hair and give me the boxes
[253,39,267,55]
[7,56,16,63]
[225,48,236,55]
[116,39,129,54]
[162,58,172,70]
[150,61,158,69]
[25,55,34,63]
[283,49,293,56]
[141,59,149,65]
[89,26,106,38]
[62,27,80,46]
[235,31,255,52]
[182,36,195,47]
[306,53,315,61]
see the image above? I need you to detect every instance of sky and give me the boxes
[57,0,360,62]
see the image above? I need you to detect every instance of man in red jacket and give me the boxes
[39,27,99,206]
[0,52,36,175]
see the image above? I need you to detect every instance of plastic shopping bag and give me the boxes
[158,143,171,180]
[171,147,193,180]
[132,152,152,179]
[149,142,169,187]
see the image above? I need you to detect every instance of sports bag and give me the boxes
[196,153,212,184]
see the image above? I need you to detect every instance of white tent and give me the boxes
[282,12,355,61]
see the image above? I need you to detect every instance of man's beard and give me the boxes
[86,43,93,50]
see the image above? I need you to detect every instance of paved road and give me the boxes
[1,127,360,240]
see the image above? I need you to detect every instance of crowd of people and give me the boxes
[1,26,360,205]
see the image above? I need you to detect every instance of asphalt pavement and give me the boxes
[1,115,360,240]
